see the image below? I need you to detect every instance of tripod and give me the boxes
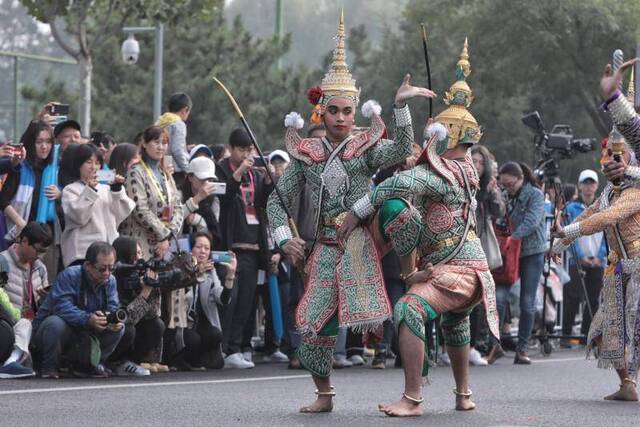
[534,176,596,356]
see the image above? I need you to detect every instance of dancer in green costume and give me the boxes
[341,39,499,417]
[266,11,435,413]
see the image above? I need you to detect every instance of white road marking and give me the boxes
[0,374,310,396]
[0,357,590,396]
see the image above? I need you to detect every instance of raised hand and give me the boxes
[394,74,437,108]
[600,58,639,100]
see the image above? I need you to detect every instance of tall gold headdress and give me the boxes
[434,38,482,150]
[319,10,360,108]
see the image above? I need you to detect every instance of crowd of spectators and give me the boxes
[0,94,604,380]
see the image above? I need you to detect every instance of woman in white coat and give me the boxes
[60,143,135,266]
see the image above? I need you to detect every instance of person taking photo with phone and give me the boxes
[176,232,236,370]
[216,128,273,368]
[181,156,223,247]
[60,143,135,267]
[0,121,60,275]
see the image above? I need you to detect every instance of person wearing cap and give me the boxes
[181,156,222,246]
[189,144,213,162]
[562,170,606,346]
[54,119,82,154]
[269,149,290,179]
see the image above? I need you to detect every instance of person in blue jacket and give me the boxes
[562,169,606,345]
[497,162,546,365]
[32,241,124,378]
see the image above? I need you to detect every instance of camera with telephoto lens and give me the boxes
[522,111,597,181]
[105,308,128,324]
[114,258,184,291]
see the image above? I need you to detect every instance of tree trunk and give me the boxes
[79,55,92,135]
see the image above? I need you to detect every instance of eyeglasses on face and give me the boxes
[92,264,116,273]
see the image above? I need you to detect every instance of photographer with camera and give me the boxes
[172,232,237,370]
[60,144,135,267]
[181,156,223,247]
[217,128,273,368]
[497,161,546,365]
[32,242,124,378]
[107,237,165,375]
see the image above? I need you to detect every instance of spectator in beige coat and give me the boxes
[60,144,135,267]
[119,126,183,260]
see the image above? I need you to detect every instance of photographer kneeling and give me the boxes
[178,232,236,370]
[107,237,166,376]
[31,242,124,378]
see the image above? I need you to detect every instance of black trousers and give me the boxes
[109,317,166,364]
[0,319,14,364]
[562,265,604,336]
[243,278,290,354]
[183,321,224,369]
[222,250,259,354]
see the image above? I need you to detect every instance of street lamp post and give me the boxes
[122,23,164,121]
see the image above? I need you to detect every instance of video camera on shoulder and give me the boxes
[114,258,185,292]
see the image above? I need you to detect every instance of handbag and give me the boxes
[491,216,521,285]
[479,215,503,270]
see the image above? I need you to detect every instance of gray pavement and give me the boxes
[1,348,638,426]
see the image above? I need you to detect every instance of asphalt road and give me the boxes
[1,348,638,426]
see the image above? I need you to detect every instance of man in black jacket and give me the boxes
[217,128,273,368]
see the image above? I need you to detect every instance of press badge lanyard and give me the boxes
[140,160,172,205]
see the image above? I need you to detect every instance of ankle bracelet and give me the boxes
[453,388,473,397]
[402,392,424,404]
[315,386,336,396]
[622,377,637,387]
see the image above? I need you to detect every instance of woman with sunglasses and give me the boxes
[60,144,135,267]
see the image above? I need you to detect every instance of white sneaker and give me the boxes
[332,354,353,368]
[242,351,253,363]
[115,361,150,377]
[225,353,254,369]
[348,354,365,366]
[469,348,488,366]
[438,352,451,366]
[263,351,289,363]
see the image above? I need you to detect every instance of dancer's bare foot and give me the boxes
[455,393,477,410]
[604,382,639,401]
[378,395,423,417]
[300,395,333,413]
[452,388,476,411]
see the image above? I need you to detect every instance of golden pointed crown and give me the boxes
[434,37,482,149]
[320,9,360,107]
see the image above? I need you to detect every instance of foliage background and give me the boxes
[4,0,640,183]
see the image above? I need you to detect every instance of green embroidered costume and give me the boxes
[266,14,413,378]
[351,39,499,377]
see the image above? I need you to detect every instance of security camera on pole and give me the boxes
[121,24,164,121]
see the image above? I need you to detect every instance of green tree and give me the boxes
[20,0,222,133]
[88,12,317,150]
[349,0,640,181]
